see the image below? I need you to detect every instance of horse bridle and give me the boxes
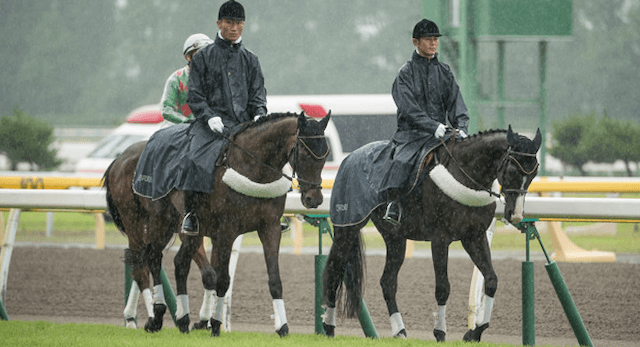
[497,148,539,195]
[289,133,330,192]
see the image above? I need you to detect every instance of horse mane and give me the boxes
[236,112,299,134]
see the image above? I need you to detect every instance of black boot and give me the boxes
[181,190,199,236]
[383,189,402,226]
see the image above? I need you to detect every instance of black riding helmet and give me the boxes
[413,19,442,39]
[218,0,245,20]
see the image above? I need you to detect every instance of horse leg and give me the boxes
[258,223,289,337]
[187,239,216,331]
[143,242,168,333]
[378,226,408,338]
[431,239,450,342]
[321,225,364,337]
[123,245,154,329]
[209,236,233,337]
[173,235,204,333]
[460,235,497,342]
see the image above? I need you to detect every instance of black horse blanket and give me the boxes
[132,123,228,200]
[330,140,436,227]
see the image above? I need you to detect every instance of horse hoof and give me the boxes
[276,323,289,337]
[191,320,210,331]
[322,323,335,337]
[210,319,222,337]
[144,304,167,333]
[433,329,446,342]
[463,323,489,342]
[176,314,190,333]
[394,329,408,339]
[125,318,137,329]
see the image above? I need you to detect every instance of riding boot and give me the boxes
[383,188,402,226]
[181,190,199,236]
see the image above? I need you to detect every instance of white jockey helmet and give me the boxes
[183,33,213,57]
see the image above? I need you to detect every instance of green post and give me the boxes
[160,267,178,324]
[0,298,9,321]
[516,219,594,347]
[497,40,506,129]
[358,299,379,338]
[545,262,594,347]
[522,261,535,345]
[314,254,327,335]
[538,41,548,176]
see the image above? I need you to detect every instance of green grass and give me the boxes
[0,320,556,347]
[3,211,639,254]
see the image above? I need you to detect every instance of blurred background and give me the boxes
[0,0,638,175]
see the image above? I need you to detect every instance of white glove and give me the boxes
[434,123,446,139]
[458,129,468,138]
[253,115,264,122]
[208,117,224,133]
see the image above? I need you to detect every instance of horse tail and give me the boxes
[323,226,366,319]
[342,231,365,318]
[103,161,126,236]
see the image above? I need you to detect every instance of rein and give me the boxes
[221,127,328,190]
[438,136,501,199]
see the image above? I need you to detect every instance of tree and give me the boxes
[583,115,640,176]
[549,113,596,175]
[0,106,62,171]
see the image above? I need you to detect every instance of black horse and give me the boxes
[322,126,541,342]
[104,112,330,336]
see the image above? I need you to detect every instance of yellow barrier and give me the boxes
[0,176,103,189]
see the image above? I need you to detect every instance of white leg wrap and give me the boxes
[123,281,140,320]
[322,306,336,326]
[213,295,225,322]
[433,305,447,333]
[478,295,494,326]
[390,312,405,336]
[200,289,215,321]
[272,299,287,330]
[142,288,154,318]
[175,294,190,320]
[152,284,166,306]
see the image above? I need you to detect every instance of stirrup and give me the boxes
[383,202,401,226]
[181,212,199,236]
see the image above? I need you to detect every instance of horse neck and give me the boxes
[228,117,297,180]
[442,132,509,188]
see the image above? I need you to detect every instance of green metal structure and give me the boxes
[421,0,572,175]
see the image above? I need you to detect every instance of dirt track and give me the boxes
[5,246,639,346]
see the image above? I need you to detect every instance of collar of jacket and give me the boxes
[412,50,439,64]
[216,32,242,48]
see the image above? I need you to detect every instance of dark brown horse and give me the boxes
[104,112,330,336]
[322,126,541,342]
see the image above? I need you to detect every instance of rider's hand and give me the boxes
[458,129,468,138]
[434,123,446,139]
[208,117,224,133]
[253,115,264,122]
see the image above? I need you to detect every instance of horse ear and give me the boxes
[507,124,517,145]
[319,110,331,130]
[532,128,542,152]
[298,111,307,130]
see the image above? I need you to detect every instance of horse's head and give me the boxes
[498,125,542,224]
[292,111,331,208]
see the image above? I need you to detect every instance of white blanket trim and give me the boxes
[429,164,499,207]
[222,167,291,198]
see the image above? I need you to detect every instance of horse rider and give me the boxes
[160,33,213,126]
[181,0,267,235]
[371,19,471,226]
